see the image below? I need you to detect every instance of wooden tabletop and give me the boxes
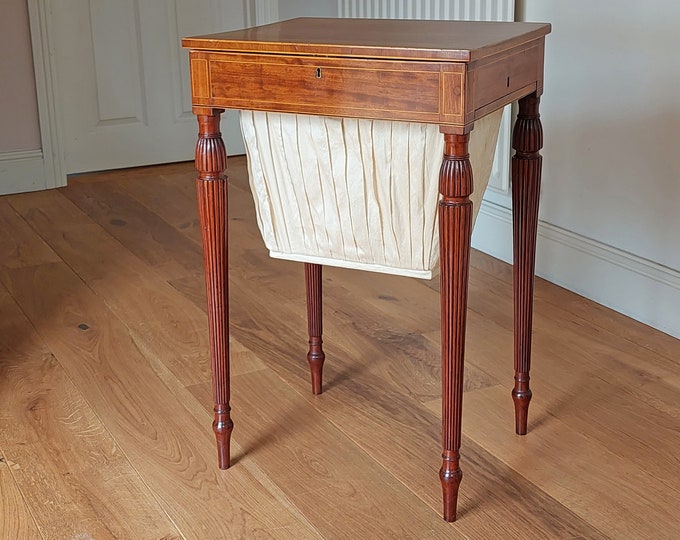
[182,17,551,62]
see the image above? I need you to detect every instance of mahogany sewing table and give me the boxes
[182,17,550,522]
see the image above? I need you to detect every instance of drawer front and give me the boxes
[468,42,542,119]
[190,52,458,124]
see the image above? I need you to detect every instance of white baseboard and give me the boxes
[0,150,50,195]
[472,200,680,340]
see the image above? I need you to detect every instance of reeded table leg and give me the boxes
[194,108,233,468]
[305,262,325,394]
[438,131,473,522]
[511,93,543,435]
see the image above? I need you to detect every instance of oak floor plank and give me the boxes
[61,180,204,281]
[162,161,676,538]
[458,385,680,540]
[101,161,606,537]
[9,188,266,386]
[168,232,607,537]
[0,260,321,539]
[0,198,61,270]
[2,159,679,537]
[423,283,680,490]
[111,172,203,246]
[8,189,214,388]
[423,250,680,429]
[67,162,196,186]
[0,282,181,539]
[6,190,151,282]
[430,246,680,386]
[421,306,680,501]
[223,299,606,538]
[189,369,467,540]
[0,452,43,540]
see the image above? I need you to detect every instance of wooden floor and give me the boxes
[1,158,679,539]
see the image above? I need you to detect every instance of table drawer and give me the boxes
[190,52,454,123]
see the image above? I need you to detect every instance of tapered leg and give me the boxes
[305,263,325,395]
[511,93,543,435]
[438,131,473,522]
[195,109,233,468]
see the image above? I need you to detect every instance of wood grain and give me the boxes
[3,261,320,539]
[211,266,607,538]
[469,247,680,370]
[8,189,213,388]
[0,453,43,540]
[0,205,321,538]
[460,385,680,540]
[424,272,680,529]
[60,179,204,281]
[0,282,180,539]
[184,19,550,129]
[189,369,466,539]
[0,282,46,540]
[182,18,550,63]
[160,163,606,538]
[0,198,61,269]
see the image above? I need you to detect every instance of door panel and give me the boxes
[50,0,246,174]
[90,1,145,124]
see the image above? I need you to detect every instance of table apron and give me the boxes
[188,44,542,126]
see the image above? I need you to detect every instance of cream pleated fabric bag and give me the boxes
[241,110,503,279]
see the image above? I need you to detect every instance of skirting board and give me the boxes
[472,200,680,340]
[0,150,49,195]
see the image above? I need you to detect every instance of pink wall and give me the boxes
[0,0,41,152]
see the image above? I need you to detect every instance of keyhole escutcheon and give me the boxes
[316,67,322,78]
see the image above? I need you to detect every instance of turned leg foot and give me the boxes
[214,404,234,469]
[438,131,473,522]
[440,451,463,522]
[305,263,325,395]
[511,93,543,435]
[512,374,532,435]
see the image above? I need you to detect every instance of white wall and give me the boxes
[0,0,55,195]
[278,0,336,19]
[523,0,680,272]
[250,0,336,24]
[0,0,41,152]
[474,0,680,338]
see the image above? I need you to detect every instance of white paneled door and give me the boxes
[47,0,247,174]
